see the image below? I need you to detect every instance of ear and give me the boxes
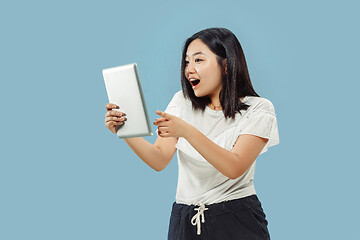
[224,59,227,75]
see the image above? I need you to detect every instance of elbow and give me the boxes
[228,174,236,180]
[154,167,164,172]
[228,169,246,180]
[228,154,246,180]
[154,162,167,172]
[228,172,240,180]
[226,169,241,180]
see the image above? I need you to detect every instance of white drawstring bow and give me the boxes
[191,203,209,235]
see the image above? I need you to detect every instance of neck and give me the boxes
[209,100,222,110]
[208,87,222,110]
[208,96,246,110]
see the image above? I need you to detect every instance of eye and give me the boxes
[185,60,189,65]
[195,59,203,62]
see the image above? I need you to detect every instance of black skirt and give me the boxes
[168,194,270,240]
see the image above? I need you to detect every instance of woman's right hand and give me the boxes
[105,103,127,134]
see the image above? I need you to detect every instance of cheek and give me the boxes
[195,64,210,79]
[201,66,219,84]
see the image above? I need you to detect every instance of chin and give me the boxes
[193,88,210,98]
[193,90,205,98]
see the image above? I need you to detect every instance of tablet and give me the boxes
[102,63,153,138]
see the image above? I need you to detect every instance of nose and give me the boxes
[185,61,196,76]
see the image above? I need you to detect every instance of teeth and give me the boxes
[190,78,198,82]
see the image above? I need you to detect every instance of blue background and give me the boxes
[1,0,359,239]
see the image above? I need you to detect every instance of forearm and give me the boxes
[124,137,165,172]
[184,126,240,179]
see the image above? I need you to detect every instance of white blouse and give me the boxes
[162,90,280,205]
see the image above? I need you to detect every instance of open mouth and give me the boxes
[190,79,200,87]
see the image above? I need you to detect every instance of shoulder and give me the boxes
[247,96,276,114]
[169,90,185,104]
[166,90,187,109]
[173,90,184,100]
[171,90,191,105]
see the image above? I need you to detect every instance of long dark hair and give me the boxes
[180,27,260,119]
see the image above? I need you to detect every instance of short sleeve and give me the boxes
[235,99,280,154]
[157,91,183,137]
[164,91,183,118]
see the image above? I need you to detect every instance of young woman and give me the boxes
[105,27,279,240]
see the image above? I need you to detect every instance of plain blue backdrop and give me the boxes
[1,0,359,239]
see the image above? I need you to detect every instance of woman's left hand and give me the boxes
[153,110,192,138]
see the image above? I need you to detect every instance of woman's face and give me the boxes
[185,39,225,98]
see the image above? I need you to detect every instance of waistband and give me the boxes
[170,194,262,235]
[171,194,261,217]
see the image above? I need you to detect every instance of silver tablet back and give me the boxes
[102,63,153,138]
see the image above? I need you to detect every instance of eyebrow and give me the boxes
[186,51,205,57]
